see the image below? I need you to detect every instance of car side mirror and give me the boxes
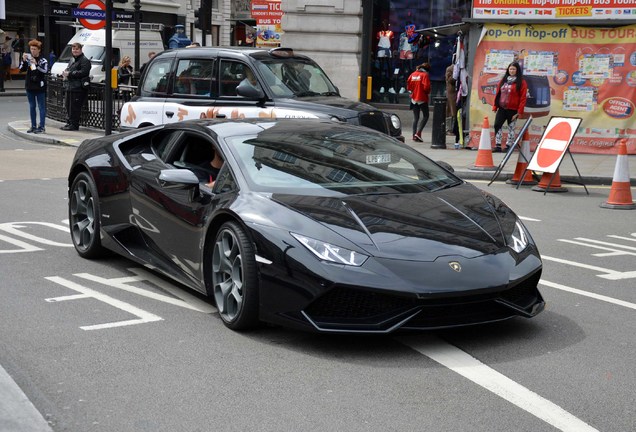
[158,169,200,189]
[236,79,265,100]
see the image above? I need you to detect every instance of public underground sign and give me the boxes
[528,117,582,173]
[74,0,106,30]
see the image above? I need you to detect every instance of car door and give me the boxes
[162,58,219,124]
[215,58,277,119]
[128,129,222,287]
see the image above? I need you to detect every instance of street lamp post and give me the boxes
[134,0,140,75]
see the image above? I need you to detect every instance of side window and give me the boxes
[174,59,216,97]
[219,60,258,97]
[142,58,173,94]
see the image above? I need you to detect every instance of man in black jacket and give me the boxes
[61,43,91,131]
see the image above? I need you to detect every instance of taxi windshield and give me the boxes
[255,59,340,98]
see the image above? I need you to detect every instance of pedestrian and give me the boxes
[406,62,431,142]
[117,55,133,86]
[117,56,134,101]
[139,51,156,77]
[19,39,48,133]
[168,25,191,49]
[0,36,12,92]
[49,49,57,67]
[492,61,527,152]
[60,42,91,131]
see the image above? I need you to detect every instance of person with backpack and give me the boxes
[20,39,48,133]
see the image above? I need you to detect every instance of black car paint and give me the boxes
[68,119,544,333]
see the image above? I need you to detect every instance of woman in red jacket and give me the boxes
[492,61,527,152]
[407,62,431,142]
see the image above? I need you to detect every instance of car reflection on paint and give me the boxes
[67,118,544,333]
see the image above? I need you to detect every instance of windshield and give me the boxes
[255,59,340,98]
[224,122,460,195]
[58,45,105,63]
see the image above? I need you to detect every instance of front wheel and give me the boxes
[69,172,106,259]
[211,221,259,330]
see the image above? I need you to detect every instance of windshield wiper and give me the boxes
[430,180,461,192]
[321,91,339,96]
[294,91,320,97]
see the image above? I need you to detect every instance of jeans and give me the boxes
[412,101,429,136]
[27,90,46,128]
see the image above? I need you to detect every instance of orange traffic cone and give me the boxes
[507,130,537,186]
[532,169,568,193]
[470,116,495,171]
[601,139,635,209]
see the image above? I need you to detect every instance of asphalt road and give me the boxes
[1,99,635,432]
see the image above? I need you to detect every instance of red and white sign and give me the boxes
[528,117,582,173]
[77,0,106,30]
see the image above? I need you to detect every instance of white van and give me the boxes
[51,22,165,83]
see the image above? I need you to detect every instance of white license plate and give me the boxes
[366,154,391,164]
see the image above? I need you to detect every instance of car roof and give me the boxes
[158,46,313,62]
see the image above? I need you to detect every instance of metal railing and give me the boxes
[46,76,132,130]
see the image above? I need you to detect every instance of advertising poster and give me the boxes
[473,0,636,21]
[471,23,636,154]
[251,0,284,48]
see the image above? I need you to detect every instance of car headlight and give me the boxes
[507,220,530,253]
[390,114,401,130]
[291,233,368,266]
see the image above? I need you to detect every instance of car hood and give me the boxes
[270,184,508,261]
[275,96,384,118]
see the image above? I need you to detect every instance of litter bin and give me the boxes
[431,97,447,149]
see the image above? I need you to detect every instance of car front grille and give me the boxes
[303,275,543,332]
[358,111,388,134]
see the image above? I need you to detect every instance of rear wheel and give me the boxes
[211,221,259,330]
[69,172,106,259]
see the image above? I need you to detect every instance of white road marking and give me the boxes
[608,234,636,243]
[558,238,636,257]
[541,255,635,280]
[45,276,163,330]
[74,268,216,313]
[399,335,599,432]
[0,222,72,247]
[0,233,44,253]
[540,279,636,310]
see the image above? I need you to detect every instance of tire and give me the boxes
[211,221,259,330]
[69,172,106,259]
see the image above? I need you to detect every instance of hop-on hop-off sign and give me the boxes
[74,0,106,30]
[527,117,582,173]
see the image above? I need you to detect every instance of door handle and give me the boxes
[165,111,174,118]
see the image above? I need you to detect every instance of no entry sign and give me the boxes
[74,0,106,30]
[528,117,582,173]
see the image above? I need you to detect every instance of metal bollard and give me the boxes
[431,97,447,149]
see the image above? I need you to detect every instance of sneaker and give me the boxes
[493,146,502,153]
[27,127,36,133]
[399,87,406,94]
[504,146,511,152]
[34,127,45,134]
[379,87,385,93]
[413,134,423,142]
[388,87,396,94]
[61,124,79,131]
